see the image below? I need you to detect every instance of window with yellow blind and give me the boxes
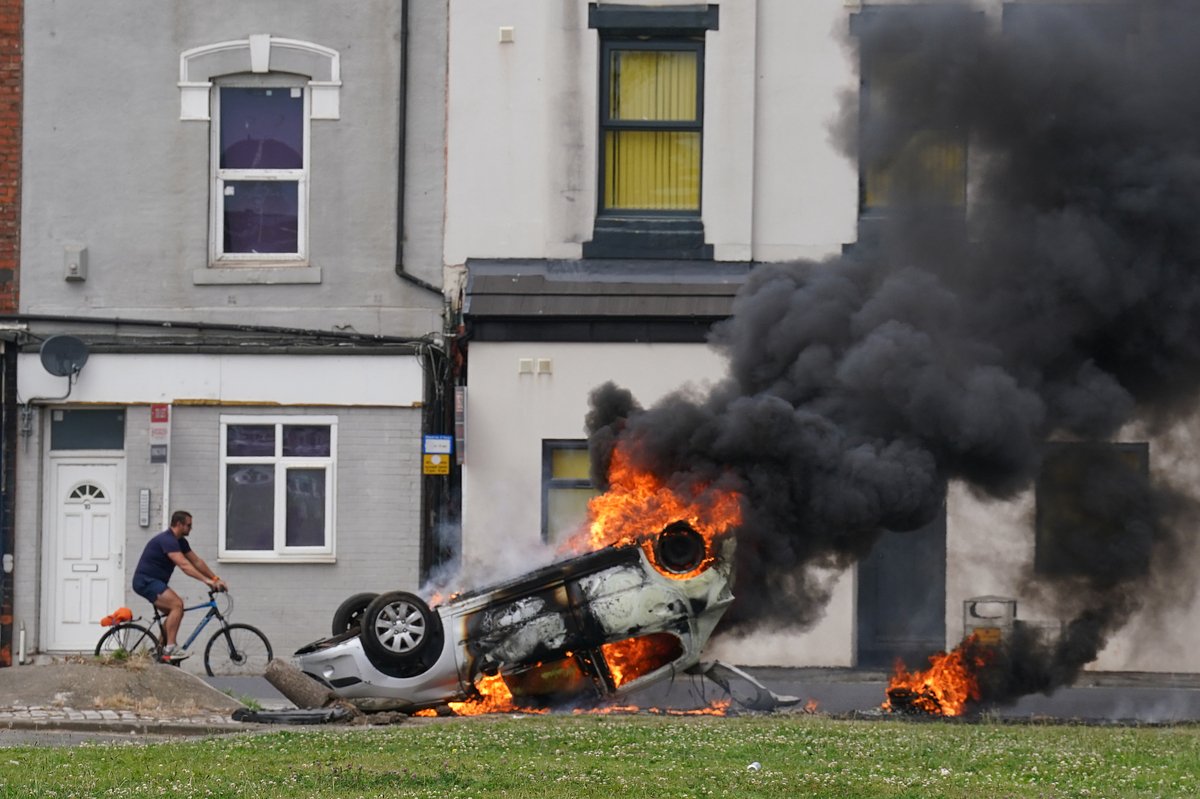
[542,440,598,544]
[599,40,703,215]
[860,62,966,213]
[856,14,968,215]
[861,128,966,211]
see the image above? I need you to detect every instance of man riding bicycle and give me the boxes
[132,510,227,662]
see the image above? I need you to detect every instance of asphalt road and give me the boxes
[4,665,1198,748]
[203,666,1200,724]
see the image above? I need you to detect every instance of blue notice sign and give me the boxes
[423,434,453,455]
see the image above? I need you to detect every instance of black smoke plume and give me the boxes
[586,1,1199,693]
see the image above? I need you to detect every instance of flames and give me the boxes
[563,443,743,563]
[409,673,540,717]
[425,634,695,716]
[575,699,733,716]
[446,673,548,716]
[426,591,460,609]
[600,633,684,688]
[416,667,734,718]
[882,634,992,717]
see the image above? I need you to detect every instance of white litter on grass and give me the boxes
[747,762,761,772]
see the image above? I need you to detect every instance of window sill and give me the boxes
[194,265,322,285]
[583,217,713,260]
[218,554,336,564]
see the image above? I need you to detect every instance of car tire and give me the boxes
[360,591,441,667]
[654,521,708,574]
[331,592,379,636]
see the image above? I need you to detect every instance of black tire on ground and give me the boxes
[204,623,273,676]
[360,591,441,667]
[331,592,379,636]
[94,622,160,659]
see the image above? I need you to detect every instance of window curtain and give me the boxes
[864,131,966,209]
[545,445,596,544]
[861,63,966,211]
[604,50,700,211]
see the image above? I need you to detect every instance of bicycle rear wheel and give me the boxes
[95,622,160,660]
[204,623,273,676]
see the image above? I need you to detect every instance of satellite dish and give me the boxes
[40,335,90,378]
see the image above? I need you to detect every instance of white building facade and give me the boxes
[449,0,1200,674]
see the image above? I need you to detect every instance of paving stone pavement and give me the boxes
[0,702,249,737]
[0,659,262,739]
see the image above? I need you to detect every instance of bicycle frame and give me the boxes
[175,597,224,652]
[148,593,226,653]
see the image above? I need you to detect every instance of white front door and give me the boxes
[44,460,125,651]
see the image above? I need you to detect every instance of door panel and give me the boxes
[856,507,946,670]
[45,461,124,651]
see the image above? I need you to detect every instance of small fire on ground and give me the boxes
[882,634,992,717]
[574,699,733,716]
[411,673,735,718]
[447,674,540,716]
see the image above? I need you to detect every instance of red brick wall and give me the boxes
[0,0,19,312]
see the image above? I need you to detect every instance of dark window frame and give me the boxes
[1034,441,1151,577]
[583,3,718,259]
[851,6,973,222]
[596,37,706,220]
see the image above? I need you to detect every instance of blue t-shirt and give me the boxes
[133,529,192,583]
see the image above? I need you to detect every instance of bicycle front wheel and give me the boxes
[95,622,160,660]
[204,623,273,676]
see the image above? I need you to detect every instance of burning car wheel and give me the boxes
[361,591,440,666]
[654,521,707,574]
[331,592,378,635]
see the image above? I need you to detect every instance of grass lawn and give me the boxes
[2,714,1197,798]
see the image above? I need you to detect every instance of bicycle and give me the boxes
[94,589,273,676]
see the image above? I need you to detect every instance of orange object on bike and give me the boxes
[99,606,133,627]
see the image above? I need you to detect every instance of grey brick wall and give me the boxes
[126,404,425,664]
[12,409,44,656]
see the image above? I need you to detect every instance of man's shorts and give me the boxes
[132,574,169,604]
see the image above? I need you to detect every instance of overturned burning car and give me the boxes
[294,522,744,712]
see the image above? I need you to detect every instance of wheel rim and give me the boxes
[205,624,272,676]
[372,599,427,654]
[98,624,156,658]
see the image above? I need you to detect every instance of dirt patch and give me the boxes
[0,657,245,716]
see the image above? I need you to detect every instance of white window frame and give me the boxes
[218,414,337,562]
[210,78,311,266]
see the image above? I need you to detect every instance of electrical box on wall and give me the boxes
[64,245,88,282]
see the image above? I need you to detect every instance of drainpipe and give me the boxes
[395,2,457,580]
[394,0,440,297]
[1,344,17,667]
